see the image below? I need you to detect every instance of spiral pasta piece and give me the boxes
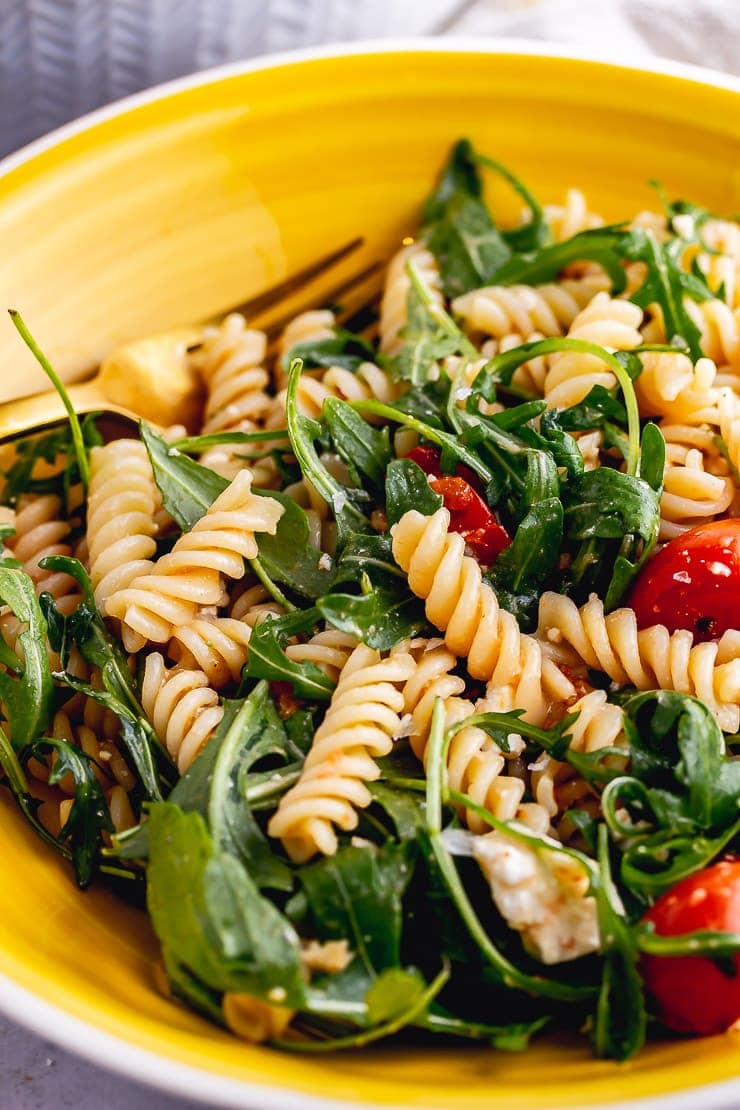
[267,356,396,429]
[267,644,415,862]
[636,351,722,425]
[86,439,159,611]
[544,189,603,242]
[453,273,609,346]
[543,293,643,409]
[379,241,444,355]
[5,494,79,613]
[718,387,740,473]
[536,592,740,733]
[391,507,574,712]
[284,628,358,683]
[192,313,274,480]
[401,639,552,835]
[142,652,223,773]
[531,690,626,839]
[659,433,734,540]
[106,469,283,649]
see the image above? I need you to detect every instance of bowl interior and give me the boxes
[0,45,739,1110]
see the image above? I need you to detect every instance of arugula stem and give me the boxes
[476,337,642,476]
[350,400,493,483]
[8,310,90,489]
[249,556,296,612]
[272,963,450,1052]
[173,429,291,454]
[634,924,740,958]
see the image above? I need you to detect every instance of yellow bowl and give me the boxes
[0,41,738,1110]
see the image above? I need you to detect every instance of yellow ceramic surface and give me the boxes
[0,42,738,1110]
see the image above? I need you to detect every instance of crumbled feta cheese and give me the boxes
[331,489,348,514]
[267,986,287,1003]
[472,830,600,964]
[394,713,414,739]
[318,553,332,572]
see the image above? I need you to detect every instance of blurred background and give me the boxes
[1,0,738,157]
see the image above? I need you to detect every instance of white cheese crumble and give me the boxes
[472,830,600,965]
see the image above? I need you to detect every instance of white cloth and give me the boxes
[0,0,737,157]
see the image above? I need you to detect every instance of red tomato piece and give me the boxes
[429,476,510,565]
[405,444,481,491]
[629,519,740,641]
[640,859,740,1035]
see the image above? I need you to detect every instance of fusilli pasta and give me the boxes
[267,644,415,861]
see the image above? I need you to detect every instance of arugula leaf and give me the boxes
[365,967,426,1025]
[487,451,563,620]
[323,398,391,489]
[318,577,427,651]
[1,416,101,510]
[290,842,414,974]
[283,328,375,374]
[602,692,740,895]
[144,423,326,601]
[592,826,646,1060]
[391,275,468,386]
[243,608,335,701]
[167,682,299,889]
[142,422,227,530]
[622,229,712,360]
[0,567,54,749]
[423,139,512,298]
[147,803,305,1004]
[286,359,371,544]
[385,458,443,527]
[29,737,112,888]
[255,490,332,600]
[489,226,629,290]
[40,556,167,799]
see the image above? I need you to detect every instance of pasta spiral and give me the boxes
[192,313,274,480]
[106,470,283,649]
[544,189,603,242]
[636,351,722,425]
[536,592,740,733]
[379,241,444,355]
[391,507,574,712]
[543,293,643,409]
[718,387,740,473]
[659,432,733,540]
[86,439,159,611]
[267,644,415,862]
[141,652,223,772]
[267,310,396,429]
[401,639,552,836]
[531,690,626,838]
[5,494,79,614]
[453,274,609,346]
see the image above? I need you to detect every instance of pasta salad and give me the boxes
[1,139,739,1057]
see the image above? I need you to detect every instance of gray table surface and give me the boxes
[2,2,738,1107]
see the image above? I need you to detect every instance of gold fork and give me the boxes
[0,237,382,441]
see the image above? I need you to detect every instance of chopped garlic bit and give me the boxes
[472,830,600,964]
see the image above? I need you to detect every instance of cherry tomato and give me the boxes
[640,859,740,1035]
[404,446,510,565]
[629,519,740,641]
[429,476,510,564]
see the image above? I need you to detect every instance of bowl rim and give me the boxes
[0,35,738,1110]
